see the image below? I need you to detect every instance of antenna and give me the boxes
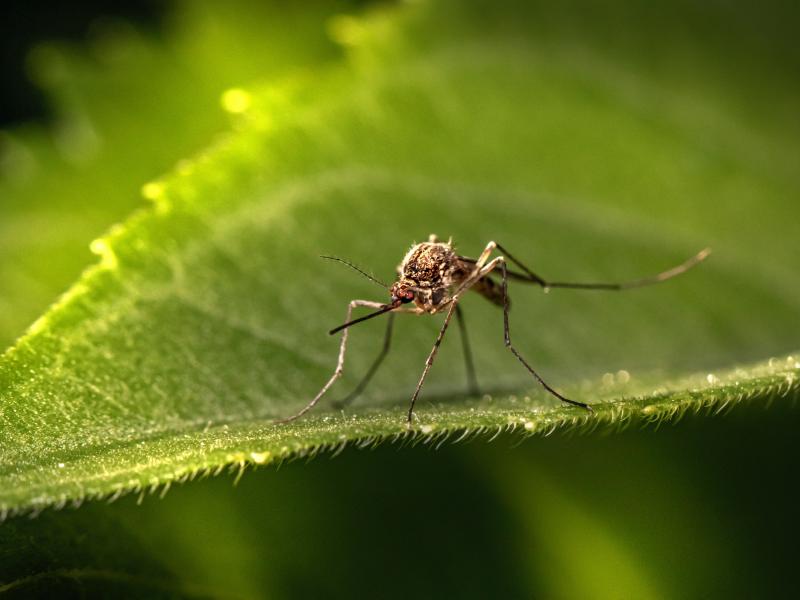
[321,255,388,288]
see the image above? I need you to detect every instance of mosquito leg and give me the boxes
[334,312,395,409]
[274,299,385,424]
[494,243,710,291]
[451,240,498,299]
[484,258,592,412]
[473,241,497,269]
[407,299,460,424]
[455,304,479,395]
[500,259,591,411]
[494,243,547,286]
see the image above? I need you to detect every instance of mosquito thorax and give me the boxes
[395,237,474,312]
[399,241,456,287]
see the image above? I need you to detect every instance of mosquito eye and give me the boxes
[400,291,414,304]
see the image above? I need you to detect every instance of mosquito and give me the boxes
[274,235,710,425]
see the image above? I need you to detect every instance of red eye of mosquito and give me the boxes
[400,291,414,303]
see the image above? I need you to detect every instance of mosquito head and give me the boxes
[390,280,416,305]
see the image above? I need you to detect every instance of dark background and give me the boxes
[0,0,162,126]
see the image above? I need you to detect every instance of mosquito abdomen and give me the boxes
[472,276,505,308]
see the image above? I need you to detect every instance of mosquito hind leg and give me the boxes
[493,243,547,286]
[483,257,592,411]
[474,241,497,269]
[494,242,710,291]
[274,299,385,424]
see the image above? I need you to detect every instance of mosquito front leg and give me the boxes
[480,257,592,412]
[407,299,460,424]
[335,312,396,409]
[274,299,385,424]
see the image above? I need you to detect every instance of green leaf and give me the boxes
[2,0,799,523]
[4,409,798,598]
[0,0,351,349]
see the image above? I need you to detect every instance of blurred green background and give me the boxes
[1,1,799,598]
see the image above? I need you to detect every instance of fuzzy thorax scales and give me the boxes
[392,235,471,313]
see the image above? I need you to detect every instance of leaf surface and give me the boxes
[0,0,350,348]
[2,0,799,517]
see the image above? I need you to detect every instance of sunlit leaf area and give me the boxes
[1,1,798,597]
